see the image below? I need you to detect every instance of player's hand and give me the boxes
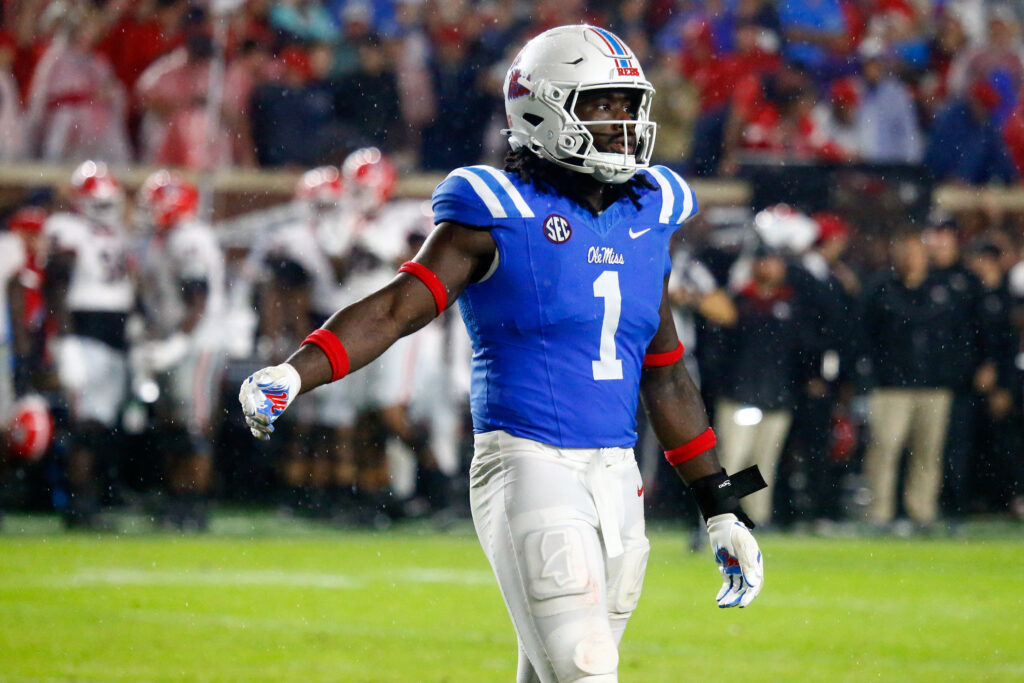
[706,513,763,608]
[238,363,301,440]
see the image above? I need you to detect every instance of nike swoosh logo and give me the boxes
[637,485,644,497]
[628,228,651,239]
[563,58,584,65]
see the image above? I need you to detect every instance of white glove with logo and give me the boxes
[238,363,302,440]
[707,513,763,608]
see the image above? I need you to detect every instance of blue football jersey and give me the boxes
[432,164,698,448]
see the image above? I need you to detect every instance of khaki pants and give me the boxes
[714,399,793,526]
[863,388,953,525]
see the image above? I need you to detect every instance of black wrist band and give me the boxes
[689,466,767,528]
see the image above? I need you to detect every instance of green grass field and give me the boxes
[1,514,1021,682]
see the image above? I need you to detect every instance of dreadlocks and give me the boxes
[503,148,657,215]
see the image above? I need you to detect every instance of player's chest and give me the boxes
[522,209,663,286]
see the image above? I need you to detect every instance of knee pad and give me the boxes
[606,544,649,616]
[523,525,590,602]
[547,621,619,680]
[572,631,619,678]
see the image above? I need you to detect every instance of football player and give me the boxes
[241,26,765,681]
[135,170,225,530]
[264,166,355,516]
[338,148,455,520]
[45,161,133,529]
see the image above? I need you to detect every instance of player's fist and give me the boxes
[707,513,763,608]
[238,363,301,440]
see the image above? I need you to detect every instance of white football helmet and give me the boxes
[503,24,657,184]
[70,160,124,226]
[752,204,820,254]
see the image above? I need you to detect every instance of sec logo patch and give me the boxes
[544,214,572,244]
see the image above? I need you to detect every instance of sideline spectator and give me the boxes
[682,17,781,175]
[331,34,401,151]
[948,6,1024,125]
[810,77,860,162]
[419,27,491,170]
[25,10,131,163]
[97,0,187,90]
[925,78,1018,184]
[963,238,1021,516]
[859,229,964,531]
[135,18,232,168]
[250,44,337,166]
[713,243,814,526]
[854,39,924,163]
[923,220,984,524]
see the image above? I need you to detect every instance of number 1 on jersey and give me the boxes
[592,270,623,380]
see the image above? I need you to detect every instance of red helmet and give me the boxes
[70,161,123,224]
[7,394,54,462]
[8,206,47,234]
[138,170,199,231]
[342,147,397,213]
[295,166,343,203]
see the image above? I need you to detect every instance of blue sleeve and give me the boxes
[431,172,498,229]
[646,165,699,226]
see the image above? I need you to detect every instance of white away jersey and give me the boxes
[44,212,133,312]
[141,220,225,344]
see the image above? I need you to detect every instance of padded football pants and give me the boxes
[470,431,650,682]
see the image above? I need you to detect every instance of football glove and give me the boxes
[707,513,763,608]
[238,363,301,440]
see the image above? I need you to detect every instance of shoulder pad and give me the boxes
[432,165,535,228]
[643,166,698,225]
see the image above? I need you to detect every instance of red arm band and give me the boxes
[664,427,717,465]
[301,329,350,382]
[398,261,447,316]
[643,341,684,369]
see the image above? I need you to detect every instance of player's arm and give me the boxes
[288,222,494,389]
[239,222,495,435]
[639,276,764,608]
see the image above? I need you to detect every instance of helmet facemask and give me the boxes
[558,84,657,183]
[503,25,658,184]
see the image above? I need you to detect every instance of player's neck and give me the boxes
[577,174,610,213]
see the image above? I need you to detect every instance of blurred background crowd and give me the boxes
[0,0,1022,181]
[0,0,1023,537]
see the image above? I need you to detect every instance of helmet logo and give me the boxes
[617,62,640,77]
[589,27,640,76]
[507,69,530,100]
[543,215,572,244]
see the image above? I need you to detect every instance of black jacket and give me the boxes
[861,267,980,389]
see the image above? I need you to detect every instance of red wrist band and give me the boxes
[301,329,349,382]
[664,427,717,465]
[643,341,684,368]
[398,261,447,316]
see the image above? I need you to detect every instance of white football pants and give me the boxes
[470,431,650,683]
